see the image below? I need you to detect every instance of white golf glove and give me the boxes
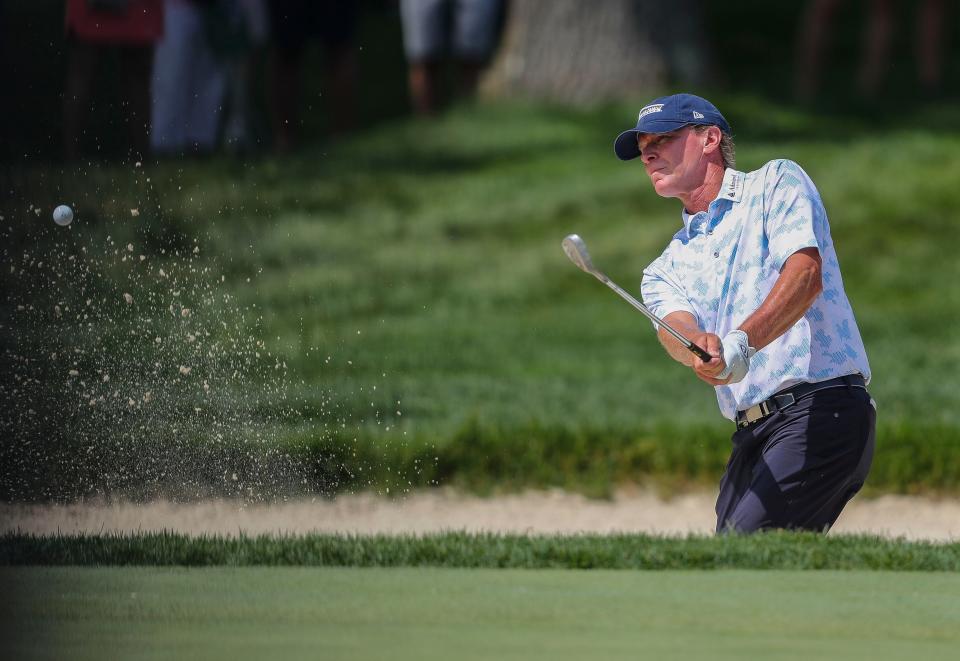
[717,330,755,384]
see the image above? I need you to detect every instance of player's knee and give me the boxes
[716,495,776,534]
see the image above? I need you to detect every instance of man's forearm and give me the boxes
[739,248,822,350]
[657,312,702,366]
[655,249,821,383]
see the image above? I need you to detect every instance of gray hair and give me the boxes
[693,125,736,169]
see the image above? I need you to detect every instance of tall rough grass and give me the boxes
[3,531,959,570]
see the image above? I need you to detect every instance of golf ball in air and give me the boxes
[53,205,73,226]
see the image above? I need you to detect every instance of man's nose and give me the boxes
[642,149,656,164]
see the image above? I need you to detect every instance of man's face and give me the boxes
[637,126,708,198]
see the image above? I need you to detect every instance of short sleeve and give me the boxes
[763,160,825,271]
[641,256,697,328]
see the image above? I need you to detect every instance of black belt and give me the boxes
[735,374,866,429]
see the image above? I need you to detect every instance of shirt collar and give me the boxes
[681,167,745,236]
[717,167,744,203]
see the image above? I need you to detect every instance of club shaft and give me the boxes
[593,272,713,362]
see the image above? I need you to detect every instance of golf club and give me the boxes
[561,234,713,362]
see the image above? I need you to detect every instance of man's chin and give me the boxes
[652,178,675,198]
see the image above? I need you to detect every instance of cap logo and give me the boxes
[692,111,705,120]
[638,104,664,121]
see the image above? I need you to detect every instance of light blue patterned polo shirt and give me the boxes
[641,160,871,421]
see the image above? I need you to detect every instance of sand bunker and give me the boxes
[3,489,959,541]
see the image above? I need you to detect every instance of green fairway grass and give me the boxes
[2,566,959,660]
[4,98,960,499]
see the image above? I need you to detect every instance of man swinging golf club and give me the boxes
[614,93,874,533]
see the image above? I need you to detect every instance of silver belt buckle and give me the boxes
[738,397,781,428]
[737,392,798,428]
[744,402,767,424]
[737,403,762,428]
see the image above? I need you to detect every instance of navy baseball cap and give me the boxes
[614,93,731,161]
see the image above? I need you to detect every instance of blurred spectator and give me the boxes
[267,0,359,152]
[216,0,269,153]
[399,0,502,116]
[794,0,945,102]
[151,0,268,156]
[63,0,164,160]
[150,0,227,155]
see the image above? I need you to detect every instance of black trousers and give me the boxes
[716,385,876,533]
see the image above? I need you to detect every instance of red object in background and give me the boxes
[65,0,164,45]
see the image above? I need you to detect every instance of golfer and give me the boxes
[614,93,875,533]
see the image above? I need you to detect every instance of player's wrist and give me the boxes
[727,330,756,356]
[717,329,755,383]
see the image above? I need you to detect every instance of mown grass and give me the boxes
[3,97,960,499]
[4,567,959,661]
[3,531,960,570]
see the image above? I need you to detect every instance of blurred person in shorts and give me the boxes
[613,93,875,533]
[399,0,502,116]
[267,0,359,151]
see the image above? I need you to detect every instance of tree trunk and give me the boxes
[481,0,675,105]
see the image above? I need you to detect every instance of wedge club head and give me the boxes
[561,234,598,276]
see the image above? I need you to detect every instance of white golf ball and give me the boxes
[53,205,74,226]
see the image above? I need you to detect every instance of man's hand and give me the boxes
[656,314,752,385]
[690,332,732,386]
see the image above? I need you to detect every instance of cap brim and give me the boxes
[615,123,691,161]
[614,130,641,161]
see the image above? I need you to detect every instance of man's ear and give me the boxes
[702,126,722,155]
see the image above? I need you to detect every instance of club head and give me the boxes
[561,234,596,274]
